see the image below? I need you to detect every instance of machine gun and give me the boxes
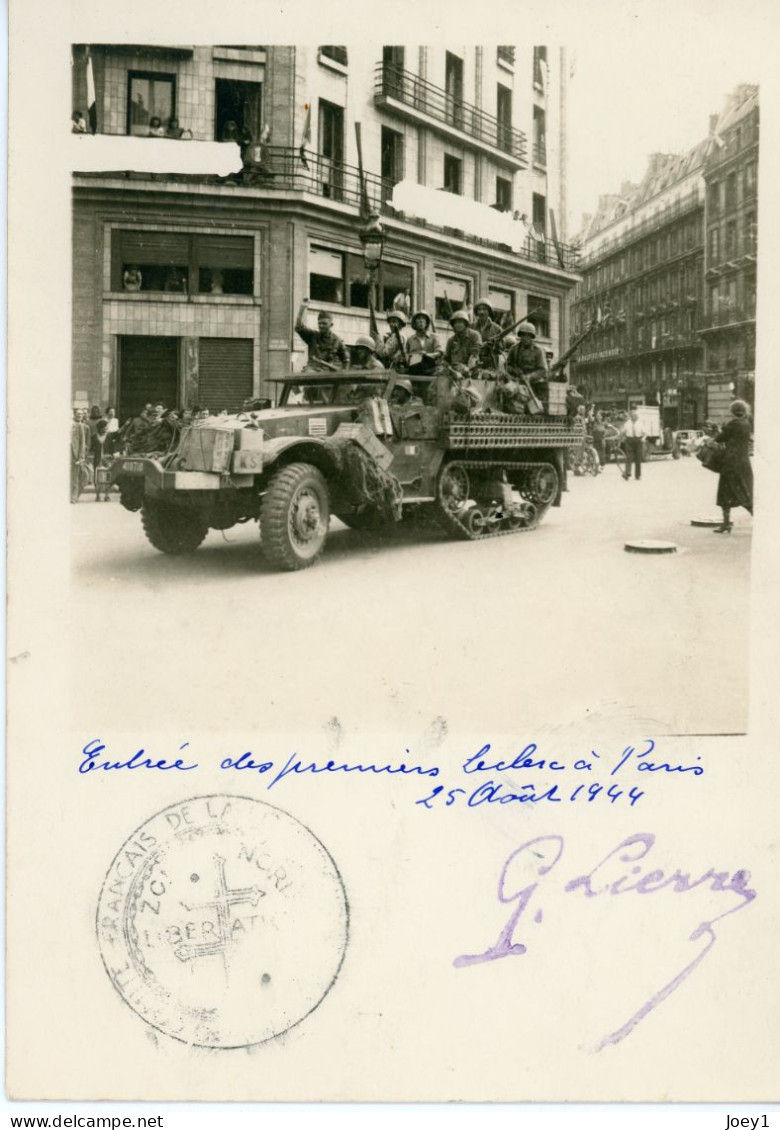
[481,306,547,414]
[548,324,596,380]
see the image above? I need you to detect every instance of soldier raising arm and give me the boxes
[295,298,350,370]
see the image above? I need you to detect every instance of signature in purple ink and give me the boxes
[453,833,756,1050]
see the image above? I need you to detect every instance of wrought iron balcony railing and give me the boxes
[580,190,703,265]
[374,61,527,162]
[701,303,756,329]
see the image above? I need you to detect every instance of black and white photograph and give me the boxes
[67,40,759,736]
[7,1,780,1116]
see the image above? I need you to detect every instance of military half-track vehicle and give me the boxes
[111,369,582,571]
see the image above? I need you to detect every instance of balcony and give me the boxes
[76,147,581,271]
[374,61,527,167]
[699,303,756,332]
[581,190,702,265]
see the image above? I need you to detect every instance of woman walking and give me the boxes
[712,399,753,533]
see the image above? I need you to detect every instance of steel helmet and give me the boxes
[474,298,494,318]
[516,320,537,338]
[449,310,471,327]
[386,309,407,326]
[411,310,432,329]
[353,335,377,353]
[394,378,413,395]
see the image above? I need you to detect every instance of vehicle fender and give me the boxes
[262,436,341,478]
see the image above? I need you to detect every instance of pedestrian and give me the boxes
[591,410,607,470]
[620,406,646,481]
[91,420,112,501]
[70,408,89,503]
[711,400,753,533]
[295,298,350,370]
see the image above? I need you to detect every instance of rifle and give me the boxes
[549,325,595,377]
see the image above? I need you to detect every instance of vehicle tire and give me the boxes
[261,462,330,571]
[119,479,145,512]
[141,499,209,554]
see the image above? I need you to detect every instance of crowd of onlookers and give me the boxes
[69,402,219,503]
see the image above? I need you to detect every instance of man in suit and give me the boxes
[621,407,646,480]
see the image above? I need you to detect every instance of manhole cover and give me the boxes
[624,540,678,554]
[690,517,722,527]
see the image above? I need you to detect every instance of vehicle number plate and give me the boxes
[123,461,145,473]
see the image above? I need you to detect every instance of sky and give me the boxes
[565,11,774,236]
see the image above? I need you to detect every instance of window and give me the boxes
[707,181,721,214]
[113,230,254,296]
[533,106,546,165]
[435,274,470,322]
[319,100,345,200]
[725,221,737,259]
[215,78,263,142]
[381,127,404,193]
[443,154,462,195]
[497,46,515,65]
[445,52,464,129]
[725,172,737,209]
[709,283,720,317]
[382,46,405,98]
[308,245,413,312]
[497,84,513,151]
[495,176,512,212]
[709,227,720,264]
[527,295,551,338]
[127,71,175,136]
[533,46,547,89]
[319,46,348,65]
[488,287,515,327]
[532,193,546,238]
[745,212,757,254]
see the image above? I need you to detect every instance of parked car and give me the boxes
[675,429,705,456]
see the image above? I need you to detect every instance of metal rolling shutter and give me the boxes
[198,338,254,413]
[119,336,180,421]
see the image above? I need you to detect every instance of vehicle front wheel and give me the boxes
[260,462,330,571]
[141,499,209,554]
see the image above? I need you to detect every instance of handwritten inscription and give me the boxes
[454,832,756,1050]
[79,738,703,811]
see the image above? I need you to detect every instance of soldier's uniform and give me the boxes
[506,339,548,378]
[295,323,350,370]
[444,327,482,369]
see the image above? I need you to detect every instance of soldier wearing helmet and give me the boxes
[406,310,443,375]
[444,310,481,373]
[378,309,408,368]
[473,299,503,344]
[389,378,422,407]
[351,335,386,372]
[295,298,351,370]
[506,320,548,384]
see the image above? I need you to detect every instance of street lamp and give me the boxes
[359,211,385,309]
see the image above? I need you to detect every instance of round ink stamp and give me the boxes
[96,795,349,1048]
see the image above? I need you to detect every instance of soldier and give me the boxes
[389,378,422,408]
[444,311,481,374]
[405,310,443,374]
[351,336,386,372]
[473,299,503,345]
[377,310,408,368]
[295,298,350,370]
[506,321,548,382]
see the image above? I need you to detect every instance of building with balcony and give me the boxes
[569,84,759,427]
[71,44,579,417]
[569,145,708,428]
[699,84,758,418]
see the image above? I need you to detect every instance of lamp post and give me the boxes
[359,211,385,311]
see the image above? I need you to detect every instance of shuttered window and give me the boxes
[198,338,254,413]
[113,230,255,295]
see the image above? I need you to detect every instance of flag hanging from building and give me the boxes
[299,103,311,169]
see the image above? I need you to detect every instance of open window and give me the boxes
[215,78,263,142]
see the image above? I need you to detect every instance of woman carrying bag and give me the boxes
[700,399,753,533]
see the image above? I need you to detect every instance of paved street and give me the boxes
[71,456,750,736]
